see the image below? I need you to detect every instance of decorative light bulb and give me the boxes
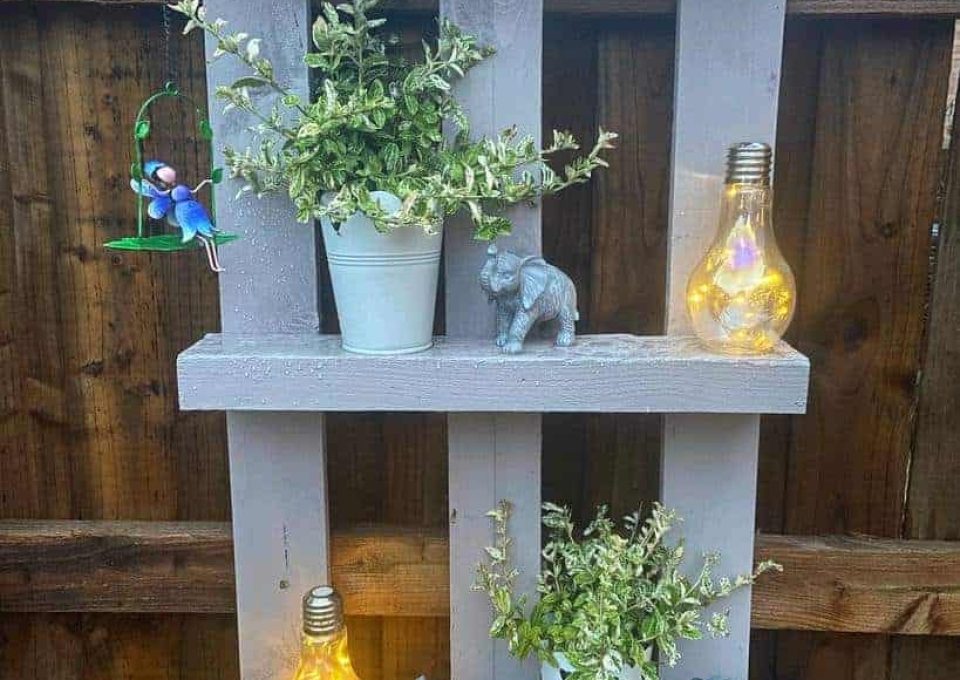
[686,142,796,354]
[291,586,362,680]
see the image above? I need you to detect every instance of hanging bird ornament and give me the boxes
[130,160,224,272]
[104,81,237,271]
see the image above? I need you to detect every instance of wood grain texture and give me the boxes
[0,1,228,522]
[9,0,960,15]
[0,520,235,613]
[0,4,234,680]
[890,68,960,680]
[751,19,825,678]
[754,534,960,635]
[905,73,960,543]
[781,16,950,539]
[326,408,449,680]
[763,16,954,680]
[6,521,960,636]
[178,333,809,413]
[0,613,240,680]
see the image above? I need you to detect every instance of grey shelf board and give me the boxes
[177,333,809,414]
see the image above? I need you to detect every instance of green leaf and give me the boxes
[130,162,143,180]
[199,119,214,141]
[134,119,151,140]
[211,167,225,184]
[230,76,270,90]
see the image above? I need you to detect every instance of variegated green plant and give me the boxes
[475,502,781,680]
[172,0,616,239]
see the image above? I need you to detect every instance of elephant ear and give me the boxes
[519,257,549,310]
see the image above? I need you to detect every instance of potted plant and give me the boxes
[475,502,781,680]
[173,0,616,354]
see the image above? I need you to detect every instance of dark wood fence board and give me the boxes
[6,521,960,638]
[891,61,960,680]
[757,17,825,537]
[543,18,674,528]
[0,4,73,520]
[782,16,950,539]
[0,4,232,680]
[905,69,960,545]
[0,614,240,680]
[771,15,954,680]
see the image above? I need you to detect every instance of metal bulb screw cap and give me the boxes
[302,586,344,636]
[725,142,772,186]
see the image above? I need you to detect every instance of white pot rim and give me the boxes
[320,189,443,235]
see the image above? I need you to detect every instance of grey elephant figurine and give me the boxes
[479,244,579,354]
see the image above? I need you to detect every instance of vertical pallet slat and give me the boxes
[203,3,330,679]
[439,2,543,680]
[661,1,786,679]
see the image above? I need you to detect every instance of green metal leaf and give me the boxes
[230,76,270,90]
[199,119,214,140]
[211,167,225,184]
[134,119,151,140]
[104,233,239,252]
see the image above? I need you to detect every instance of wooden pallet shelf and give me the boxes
[177,333,809,414]
[178,0,809,677]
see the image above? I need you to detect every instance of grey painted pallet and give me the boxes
[439,1,543,680]
[201,2,330,680]
[175,0,809,678]
[178,333,809,414]
[661,1,789,679]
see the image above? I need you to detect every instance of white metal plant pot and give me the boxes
[541,652,646,680]
[320,191,442,354]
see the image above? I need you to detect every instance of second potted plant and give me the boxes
[476,502,780,680]
[175,0,615,354]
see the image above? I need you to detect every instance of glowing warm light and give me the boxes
[291,630,362,680]
[292,587,362,680]
[686,181,796,354]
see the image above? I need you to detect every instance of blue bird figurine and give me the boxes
[130,160,224,272]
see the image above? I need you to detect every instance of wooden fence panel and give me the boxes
[0,4,231,680]
[756,15,955,680]
[890,25,960,679]
[0,614,239,680]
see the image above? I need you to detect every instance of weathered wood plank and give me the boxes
[5,521,960,636]
[754,534,960,635]
[782,17,950,539]
[751,19,824,678]
[0,520,236,613]
[7,0,960,15]
[178,333,809,413]
[771,17,953,680]
[891,57,960,680]
[0,613,241,680]
[0,4,234,680]
[905,56,960,543]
